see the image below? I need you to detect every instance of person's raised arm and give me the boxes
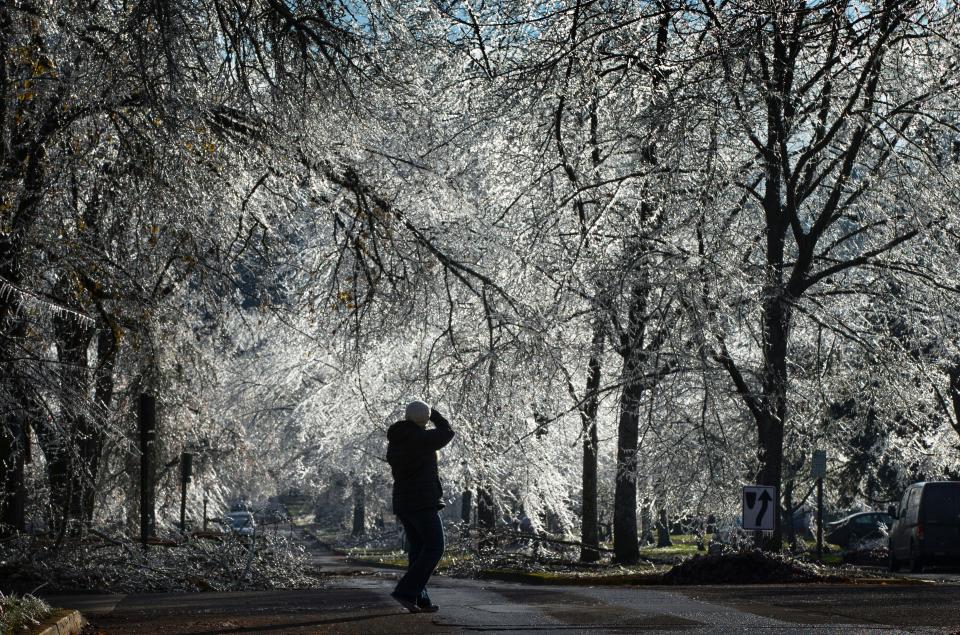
[407,408,454,450]
[429,408,451,430]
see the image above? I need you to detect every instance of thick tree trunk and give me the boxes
[0,115,52,534]
[753,26,792,550]
[580,323,604,562]
[613,280,648,565]
[613,360,643,564]
[757,289,791,550]
[138,393,158,543]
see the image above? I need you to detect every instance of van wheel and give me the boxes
[909,545,923,573]
[888,546,899,572]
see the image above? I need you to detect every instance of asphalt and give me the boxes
[51,575,960,634]
[43,539,960,634]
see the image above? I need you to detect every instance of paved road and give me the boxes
[862,567,960,584]
[54,574,960,634]
[46,538,960,634]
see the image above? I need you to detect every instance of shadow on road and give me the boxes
[178,611,403,635]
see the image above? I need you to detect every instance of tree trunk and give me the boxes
[783,478,796,549]
[477,486,496,550]
[756,288,791,550]
[81,323,118,525]
[36,312,95,537]
[0,417,25,533]
[640,498,654,545]
[613,362,643,564]
[138,393,158,544]
[580,323,604,562]
[656,506,672,548]
[460,489,472,525]
[613,280,648,565]
[754,25,792,549]
[947,363,960,441]
[0,120,51,534]
[35,424,73,538]
[351,481,365,536]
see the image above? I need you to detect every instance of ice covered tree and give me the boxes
[691,0,960,548]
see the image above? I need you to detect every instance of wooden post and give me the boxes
[138,394,156,549]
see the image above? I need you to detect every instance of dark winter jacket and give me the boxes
[386,410,454,513]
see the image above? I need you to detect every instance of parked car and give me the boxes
[825,511,894,548]
[888,481,960,572]
[225,511,256,537]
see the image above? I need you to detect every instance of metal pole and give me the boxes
[816,477,824,562]
[203,494,208,531]
[138,394,156,549]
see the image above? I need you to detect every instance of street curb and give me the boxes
[476,569,660,586]
[32,609,87,635]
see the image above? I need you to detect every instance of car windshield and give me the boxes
[922,484,960,524]
[228,513,253,528]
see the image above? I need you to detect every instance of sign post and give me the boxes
[811,450,827,562]
[742,485,777,532]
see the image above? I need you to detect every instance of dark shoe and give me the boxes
[390,592,421,613]
[416,600,440,613]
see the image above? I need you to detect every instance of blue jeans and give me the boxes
[394,509,444,601]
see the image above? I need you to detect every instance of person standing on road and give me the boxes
[386,400,455,614]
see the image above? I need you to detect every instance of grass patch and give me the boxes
[0,593,52,635]
[639,534,710,559]
[477,566,666,586]
[819,553,843,565]
[347,549,472,570]
[307,529,342,546]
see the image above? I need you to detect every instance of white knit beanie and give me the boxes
[405,400,431,424]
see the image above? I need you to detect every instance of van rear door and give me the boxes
[920,483,960,558]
